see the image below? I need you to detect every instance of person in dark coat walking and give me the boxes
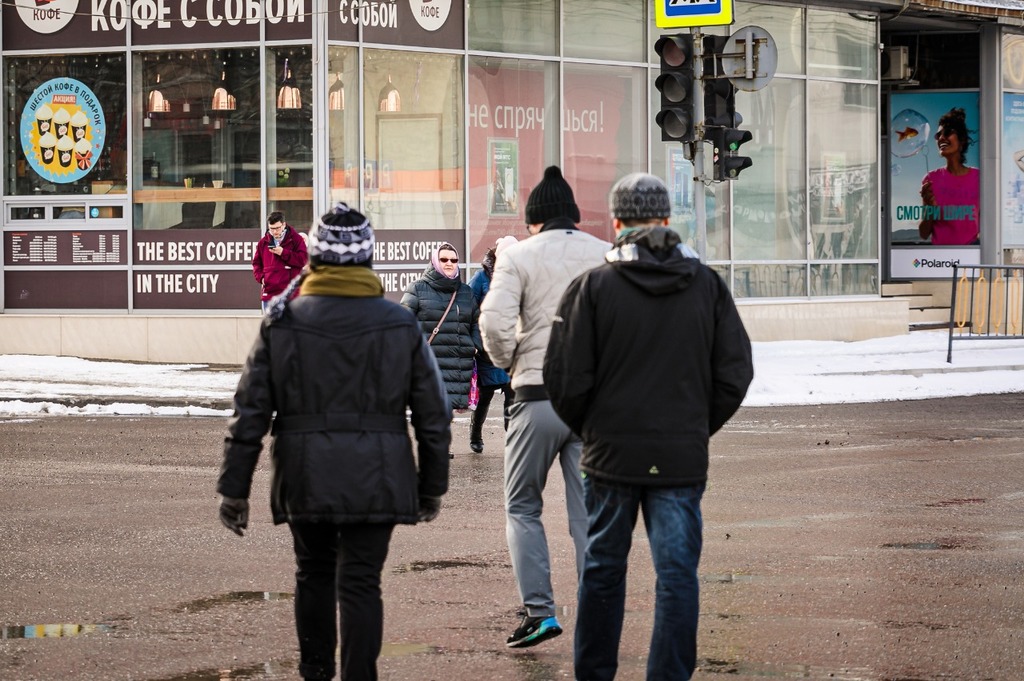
[252,210,309,312]
[467,236,518,453]
[400,242,483,413]
[218,203,451,681]
[544,173,754,681]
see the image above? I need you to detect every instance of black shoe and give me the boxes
[506,614,562,648]
[470,440,483,453]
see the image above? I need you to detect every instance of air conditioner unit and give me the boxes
[881,46,911,81]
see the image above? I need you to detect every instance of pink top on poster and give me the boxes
[922,167,980,245]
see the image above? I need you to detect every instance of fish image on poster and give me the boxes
[890,108,931,179]
[20,77,105,184]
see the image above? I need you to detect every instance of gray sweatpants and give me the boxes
[504,399,587,618]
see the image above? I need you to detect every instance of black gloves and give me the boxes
[418,495,442,523]
[219,496,249,536]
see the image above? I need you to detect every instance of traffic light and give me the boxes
[702,34,753,180]
[709,127,754,181]
[654,34,696,142]
[702,36,737,129]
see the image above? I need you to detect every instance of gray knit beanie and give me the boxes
[609,173,672,221]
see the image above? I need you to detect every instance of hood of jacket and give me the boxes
[605,226,700,296]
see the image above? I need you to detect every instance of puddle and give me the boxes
[175,591,293,613]
[881,538,967,550]
[882,620,954,631]
[1,623,114,639]
[925,497,986,507]
[699,658,873,678]
[148,660,292,681]
[382,642,435,656]
[392,559,490,574]
[146,643,434,680]
[703,572,756,584]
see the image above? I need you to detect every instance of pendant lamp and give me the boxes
[211,65,236,111]
[328,72,345,111]
[378,74,401,112]
[147,73,170,114]
[277,58,301,110]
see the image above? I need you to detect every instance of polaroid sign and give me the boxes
[891,247,980,279]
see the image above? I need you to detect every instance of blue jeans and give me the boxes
[574,477,705,681]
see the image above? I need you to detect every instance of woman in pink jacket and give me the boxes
[252,211,309,312]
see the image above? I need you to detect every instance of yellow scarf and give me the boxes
[299,266,384,298]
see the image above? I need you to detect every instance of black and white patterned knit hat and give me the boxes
[609,172,672,221]
[308,202,374,267]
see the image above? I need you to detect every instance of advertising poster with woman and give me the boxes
[1001,92,1024,248]
[889,91,981,278]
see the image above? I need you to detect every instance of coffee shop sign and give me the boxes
[90,0,305,31]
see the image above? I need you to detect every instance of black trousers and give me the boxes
[289,522,395,681]
[470,382,514,440]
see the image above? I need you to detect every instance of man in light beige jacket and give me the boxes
[480,165,610,649]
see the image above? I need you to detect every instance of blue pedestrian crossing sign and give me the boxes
[655,0,734,28]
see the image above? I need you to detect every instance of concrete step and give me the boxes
[881,282,914,297]
[910,321,951,332]
[891,293,936,308]
[910,306,952,324]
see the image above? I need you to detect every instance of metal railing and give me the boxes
[947,264,1024,362]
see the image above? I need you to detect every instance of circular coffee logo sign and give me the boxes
[409,0,451,32]
[15,0,78,34]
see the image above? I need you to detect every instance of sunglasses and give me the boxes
[438,257,459,263]
[934,129,956,140]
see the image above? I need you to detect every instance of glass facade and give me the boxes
[1,0,890,313]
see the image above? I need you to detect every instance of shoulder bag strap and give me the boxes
[428,290,459,345]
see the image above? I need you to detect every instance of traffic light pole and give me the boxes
[691,29,708,262]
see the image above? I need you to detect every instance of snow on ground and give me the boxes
[0,331,1021,417]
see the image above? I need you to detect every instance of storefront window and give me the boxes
[134,49,261,230]
[810,263,876,296]
[564,0,645,62]
[1003,34,1024,90]
[734,3,804,76]
[808,81,878,264]
[806,8,876,80]
[468,56,558,259]
[267,46,314,231]
[5,54,127,197]
[468,0,557,56]
[563,63,646,241]
[734,263,806,298]
[328,46,360,209]
[733,78,806,261]
[362,49,465,233]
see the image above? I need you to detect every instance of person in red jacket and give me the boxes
[252,211,308,312]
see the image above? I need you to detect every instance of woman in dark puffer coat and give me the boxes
[400,242,483,412]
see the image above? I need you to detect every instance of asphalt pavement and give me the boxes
[1,395,1022,680]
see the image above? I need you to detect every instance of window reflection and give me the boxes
[467,56,558,259]
[362,50,464,232]
[134,49,261,230]
[733,79,806,260]
[329,47,359,208]
[268,46,314,231]
[563,63,645,242]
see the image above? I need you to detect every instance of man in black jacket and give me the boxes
[218,203,451,681]
[544,174,754,681]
